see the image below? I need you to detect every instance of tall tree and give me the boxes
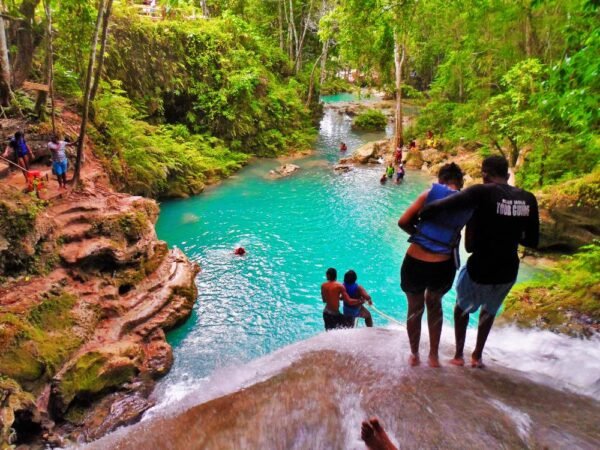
[73,0,105,185]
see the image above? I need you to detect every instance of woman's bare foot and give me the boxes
[449,357,465,366]
[428,355,441,368]
[361,417,398,450]
[408,353,420,367]
[471,357,485,369]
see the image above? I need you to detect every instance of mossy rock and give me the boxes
[89,211,150,245]
[52,343,142,415]
[0,292,82,387]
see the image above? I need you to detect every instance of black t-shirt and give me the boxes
[421,183,539,284]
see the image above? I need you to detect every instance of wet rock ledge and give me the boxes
[0,183,199,447]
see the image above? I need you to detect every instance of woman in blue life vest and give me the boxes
[342,270,373,327]
[3,131,33,181]
[397,163,472,368]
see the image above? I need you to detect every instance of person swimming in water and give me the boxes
[342,270,373,327]
[321,268,359,330]
[340,142,348,152]
[398,163,472,367]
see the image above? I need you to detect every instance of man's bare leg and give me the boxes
[450,305,469,366]
[406,292,425,366]
[471,309,495,368]
[361,417,398,450]
[424,290,443,368]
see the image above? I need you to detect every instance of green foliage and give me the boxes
[352,109,387,131]
[92,84,249,198]
[104,14,315,157]
[320,77,354,95]
[503,242,600,336]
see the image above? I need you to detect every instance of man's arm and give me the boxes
[340,285,363,306]
[520,194,539,248]
[358,285,372,305]
[398,191,428,235]
[420,184,486,219]
[321,284,326,303]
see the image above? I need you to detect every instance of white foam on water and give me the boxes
[479,325,600,398]
[488,398,532,442]
[147,324,600,424]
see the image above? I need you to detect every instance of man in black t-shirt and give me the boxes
[420,156,539,368]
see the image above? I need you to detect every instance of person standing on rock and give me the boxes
[398,163,472,367]
[420,156,539,368]
[342,270,373,327]
[48,135,75,189]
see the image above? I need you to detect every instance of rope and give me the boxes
[370,304,404,326]
[0,154,29,172]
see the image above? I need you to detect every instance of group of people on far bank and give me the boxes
[321,155,539,369]
[1,131,76,190]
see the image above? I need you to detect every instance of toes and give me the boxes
[361,420,374,440]
[370,417,383,433]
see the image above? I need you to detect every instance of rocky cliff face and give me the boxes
[0,152,199,446]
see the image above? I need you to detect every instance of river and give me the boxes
[82,96,600,449]
[152,95,558,405]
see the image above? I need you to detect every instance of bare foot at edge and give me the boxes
[361,417,398,450]
[428,355,441,368]
[449,357,465,367]
[408,353,420,367]
[471,357,486,369]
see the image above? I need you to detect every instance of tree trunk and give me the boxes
[393,32,405,149]
[73,0,105,186]
[306,48,326,108]
[278,0,284,51]
[90,0,114,103]
[507,136,519,168]
[319,38,329,85]
[12,0,41,87]
[0,16,11,106]
[45,0,55,133]
[200,0,209,17]
[294,0,314,74]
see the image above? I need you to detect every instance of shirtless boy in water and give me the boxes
[321,267,361,330]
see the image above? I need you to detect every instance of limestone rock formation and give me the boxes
[267,163,300,179]
[0,155,199,446]
[86,329,600,450]
[348,140,390,164]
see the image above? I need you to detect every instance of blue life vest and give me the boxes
[343,282,361,317]
[409,183,473,255]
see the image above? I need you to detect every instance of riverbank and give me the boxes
[0,114,199,447]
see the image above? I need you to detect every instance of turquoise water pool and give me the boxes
[155,105,536,383]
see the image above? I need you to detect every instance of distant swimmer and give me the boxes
[340,142,348,152]
[380,173,387,184]
[361,418,398,450]
[321,268,358,330]
[234,247,246,256]
[342,270,373,327]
